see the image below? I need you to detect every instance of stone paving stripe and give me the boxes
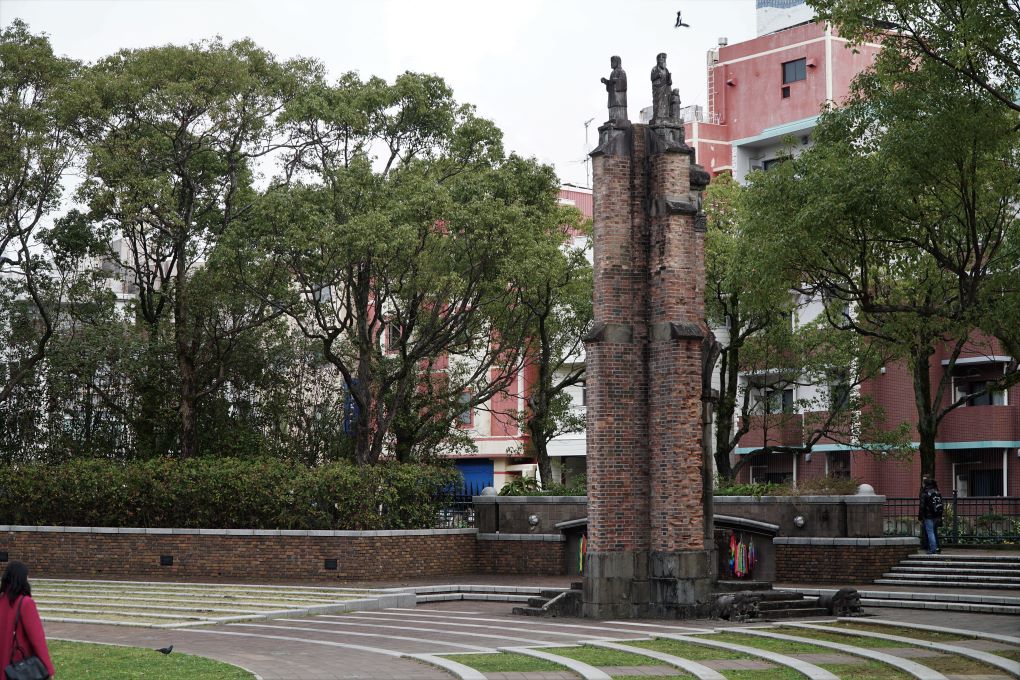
[287,617,556,646]
[654,632,839,680]
[231,621,497,652]
[361,610,693,637]
[788,622,1020,677]
[339,613,607,640]
[838,617,1020,646]
[584,639,726,680]
[188,627,408,655]
[406,653,487,680]
[499,646,611,680]
[392,608,484,615]
[730,627,949,680]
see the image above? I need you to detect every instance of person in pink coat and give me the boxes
[0,561,54,679]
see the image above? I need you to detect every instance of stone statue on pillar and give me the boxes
[601,55,628,123]
[650,53,672,124]
[670,88,682,122]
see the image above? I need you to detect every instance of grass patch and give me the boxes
[920,654,1006,676]
[625,638,749,660]
[722,669,803,680]
[771,627,906,648]
[542,645,662,666]
[50,640,253,679]
[614,676,691,680]
[704,631,831,654]
[818,662,911,679]
[832,622,973,642]
[995,649,1020,661]
[442,652,561,673]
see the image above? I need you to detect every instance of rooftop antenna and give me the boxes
[583,117,595,188]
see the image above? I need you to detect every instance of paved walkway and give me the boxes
[44,595,1020,679]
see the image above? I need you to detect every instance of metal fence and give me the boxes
[434,484,482,529]
[883,493,1020,545]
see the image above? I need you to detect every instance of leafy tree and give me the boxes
[247,71,568,465]
[75,38,313,457]
[517,209,592,486]
[704,173,901,481]
[743,57,1020,480]
[811,0,1020,116]
[0,21,82,404]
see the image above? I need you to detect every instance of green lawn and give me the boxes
[625,637,749,660]
[50,640,254,679]
[830,622,973,642]
[542,645,664,667]
[442,652,561,673]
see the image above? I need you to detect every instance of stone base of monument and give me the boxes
[582,549,717,619]
[596,121,631,156]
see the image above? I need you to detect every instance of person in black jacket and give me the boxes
[918,478,944,555]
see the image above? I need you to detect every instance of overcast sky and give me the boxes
[2,0,756,188]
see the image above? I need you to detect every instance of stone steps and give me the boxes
[877,552,1020,590]
[782,586,1020,616]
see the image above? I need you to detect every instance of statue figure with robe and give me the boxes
[600,55,628,123]
[650,53,672,124]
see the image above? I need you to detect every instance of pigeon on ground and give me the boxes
[156,645,173,655]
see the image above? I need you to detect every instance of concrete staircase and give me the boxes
[512,582,582,617]
[875,553,1020,590]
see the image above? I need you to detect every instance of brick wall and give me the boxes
[0,528,560,582]
[475,536,565,575]
[775,540,917,584]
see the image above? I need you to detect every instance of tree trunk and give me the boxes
[909,345,938,481]
[529,414,553,488]
[713,331,741,481]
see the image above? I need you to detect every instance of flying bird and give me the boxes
[156,645,173,655]
[675,10,690,28]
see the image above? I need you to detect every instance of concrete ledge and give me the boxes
[404,654,487,680]
[554,517,589,530]
[0,525,478,537]
[476,533,564,542]
[774,537,919,546]
[500,646,611,680]
[472,495,587,504]
[715,495,885,504]
[714,515,780,534]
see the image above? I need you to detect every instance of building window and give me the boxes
[762,156,790,171]
[958,380,1006,406]
[384,321,399,352]
[457,392,473,426]
[762,387,794,414]
[781,86,791,98]
[828,371,851,410]
[827,451,851,479]
[783,58,807,84]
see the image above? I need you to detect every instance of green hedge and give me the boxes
[0,458,461,530]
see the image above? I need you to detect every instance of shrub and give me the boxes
[715,476,862,497]
[0,458,460,530]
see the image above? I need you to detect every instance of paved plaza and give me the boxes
[41,582,1020,680]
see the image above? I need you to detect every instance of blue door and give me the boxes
[455,459,494,495]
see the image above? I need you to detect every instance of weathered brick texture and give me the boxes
[0,529,561,582]
[775,544,915,584]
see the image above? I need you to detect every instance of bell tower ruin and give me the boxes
[584,53,715,618]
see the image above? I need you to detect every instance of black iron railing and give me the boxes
[434,483,484,529]
[883,493,1020,545]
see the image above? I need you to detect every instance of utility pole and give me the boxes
[583,117,595,188]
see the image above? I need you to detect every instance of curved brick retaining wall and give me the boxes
[0,526,564,581]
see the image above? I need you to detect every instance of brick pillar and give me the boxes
[584,118,714,619]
